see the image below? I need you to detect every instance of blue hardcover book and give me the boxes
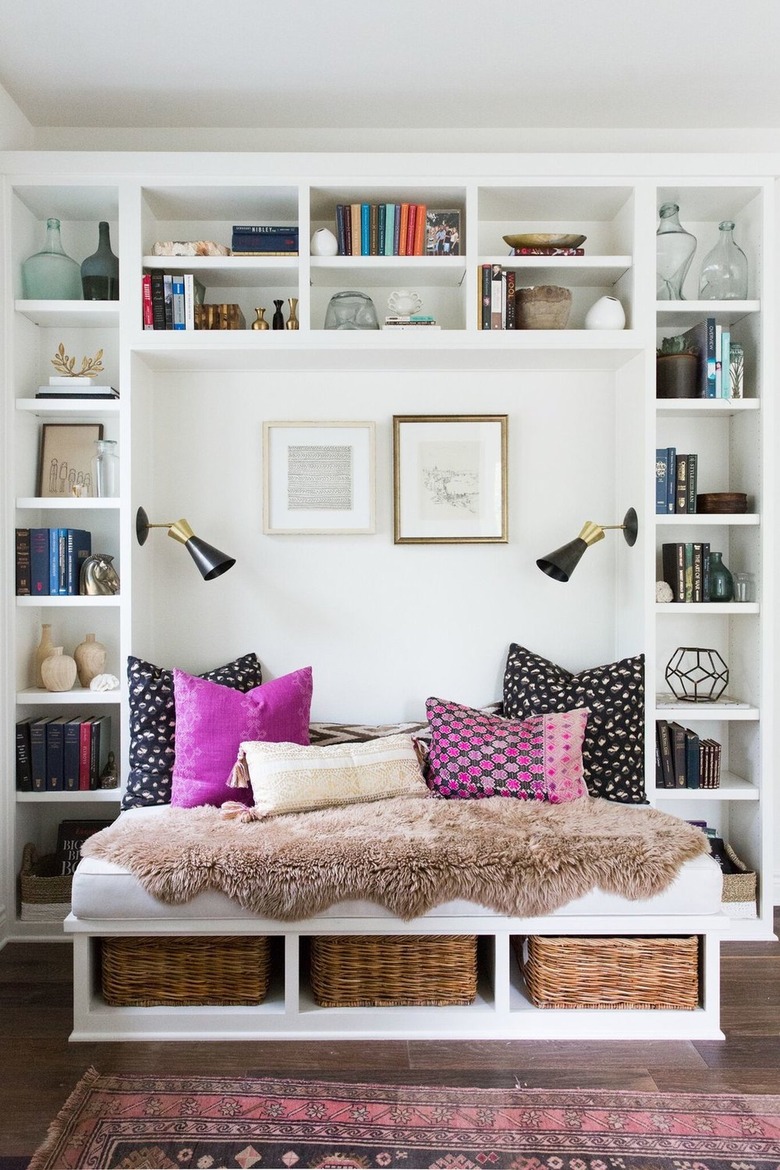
[384,203,396,255]
[705,317,717,398]
[45,716,67,791]
[666,447,676,513]
[232,225,298,235]
[63,718,82,791]
[655,448,668,514]
[377,204,386,254]
[66,529,92,595]
[48,527,61,595]
[360,203,370,256]
[30,527,50,596]
[172,276,185,329]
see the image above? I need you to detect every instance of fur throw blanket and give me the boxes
[81,795,709,921]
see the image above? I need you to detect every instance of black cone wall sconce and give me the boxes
[536,507,638,582]
[135,507,236,581]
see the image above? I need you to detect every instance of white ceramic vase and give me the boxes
[584,295,626,329]
[310,228,338,257]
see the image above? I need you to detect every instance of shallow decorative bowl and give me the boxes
[503,233,587,249]
[515,285,572,329]
[696,492,748,514]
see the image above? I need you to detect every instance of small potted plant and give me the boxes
[656,334,699,398]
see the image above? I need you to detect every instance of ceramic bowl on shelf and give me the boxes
[503,233,587,249]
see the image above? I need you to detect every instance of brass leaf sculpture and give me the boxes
[51,344,105,378]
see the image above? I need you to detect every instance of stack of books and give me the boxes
[679,319,742,399]
[335,203,428,256]
[508,245,585,256]
[661,541,711,602]
[36,378,118,400]
[479,265,517,329]
[383,314,440,330]
[656,719,721,789]
[656,448,698,514]
[142,272,206,330]
[16,527,91,597]
[16,715,112,792]
[230,225,299,255]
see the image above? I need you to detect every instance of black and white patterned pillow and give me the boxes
[502,644,645,803]
[308,720,429,747]
[122,652,263,809]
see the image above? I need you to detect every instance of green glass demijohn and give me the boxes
[81,220,119,300]
[708,550,734,602]
[22,217,82,300]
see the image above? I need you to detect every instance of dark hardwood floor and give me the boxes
[1,911,778,1158]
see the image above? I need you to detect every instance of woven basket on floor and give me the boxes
[517,935,699,1010]
[311,934,478,1007]
[101,935,271,1006]
[20,843,72,921]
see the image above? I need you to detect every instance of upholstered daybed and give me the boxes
[65,648,728,1041]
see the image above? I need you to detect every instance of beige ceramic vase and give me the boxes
[74,632,107,687]
[34,623,55,688]
[40,646,78,692]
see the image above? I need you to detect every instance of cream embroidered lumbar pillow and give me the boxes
[227,732,429,817]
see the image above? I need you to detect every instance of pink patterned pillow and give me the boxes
[425,696,588,803]
[171,666,313,808]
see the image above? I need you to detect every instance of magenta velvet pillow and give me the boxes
[425,696,588,803]
[171,666,313,808]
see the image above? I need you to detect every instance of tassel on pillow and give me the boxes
[227,747,251,789]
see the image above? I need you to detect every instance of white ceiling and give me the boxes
[1,0,779,132]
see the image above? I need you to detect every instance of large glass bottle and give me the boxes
[91,439,119,497]
[698,220,748,300]
[81,220,119,300]
[21,217,82,300]
[656,202,697,300]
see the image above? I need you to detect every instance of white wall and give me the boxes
[135,367,628,722]
[0,82,33,150]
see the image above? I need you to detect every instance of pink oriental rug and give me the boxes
[27,1071,780,1170]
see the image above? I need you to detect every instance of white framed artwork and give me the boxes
[393,414,508,544]
[263,421,376,534]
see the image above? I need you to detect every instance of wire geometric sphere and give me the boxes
[665,646,729,702]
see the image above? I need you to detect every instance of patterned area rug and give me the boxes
[27,1072,780,1170]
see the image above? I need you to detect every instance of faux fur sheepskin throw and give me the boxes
[81,795,710,922]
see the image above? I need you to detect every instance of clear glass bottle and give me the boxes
[656,202,697,301]
[81,221,119,300]
[699,220,748,300]
[91,439,119,497]
[708,550,734,602]
[733,571,755,603]
[22,217,82,300]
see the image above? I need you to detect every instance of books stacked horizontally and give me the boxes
[656,719,721,790]
[656,448,697,514]
[36,377,118,400]
[661,541,711,603]
[383,314,440,330]
[16,527,91,597]
[479,264,517,329]
[142,272,205,329]
[335,203,429,256]
[679,318,744,399]
[16,715,112,792]
[231,225,299,256]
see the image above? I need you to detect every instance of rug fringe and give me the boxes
[27,1068,101,1170]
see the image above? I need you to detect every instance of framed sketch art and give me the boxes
[393,414,508,544]
[263,421,376,534]
[37,422,104,498]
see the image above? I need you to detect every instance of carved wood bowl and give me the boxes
[515,285,572,329]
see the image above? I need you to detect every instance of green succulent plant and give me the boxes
[657,334,698,357]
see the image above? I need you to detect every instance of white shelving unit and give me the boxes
[1,155,775,968]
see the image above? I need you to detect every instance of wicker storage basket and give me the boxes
[517,935,699,1010]
[101,936,271,1006]
[311,934,478,1007]
[20,843,72,922]
[722,843,757,918]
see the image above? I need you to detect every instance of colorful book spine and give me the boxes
[729,342,744,398]
[171,276,185,329]
[720,329,730,398]
[655,450,668,514]
[142,273,154,329]
[384,204,396,255]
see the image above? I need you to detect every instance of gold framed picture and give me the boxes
[393,414,508,544]
[37,423,104,498]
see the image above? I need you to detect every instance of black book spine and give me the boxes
[150,272,166,330]
[15,719,32,791]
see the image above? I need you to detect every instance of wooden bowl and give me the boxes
[515,285,572,329]
[696,492,748,514]
[503,233,587,249]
